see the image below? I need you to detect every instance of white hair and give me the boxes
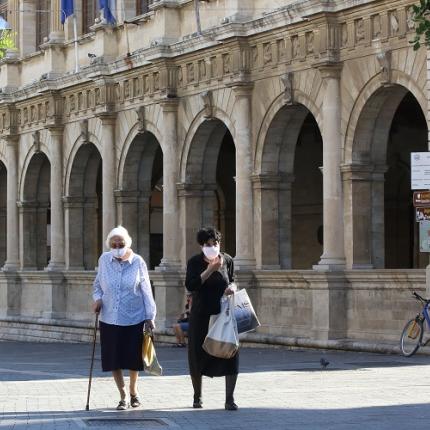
[105,226,132,249]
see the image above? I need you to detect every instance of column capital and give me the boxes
[228,82,254,97]
[17,200,39,209]
[251,174,281,190]
[176,182,204,196]
[95,112,117,124]
[114,189,140,203]
[3,134,19,147]
[45,125,64,136]
[159,97,179,112]
[314,61,343,79]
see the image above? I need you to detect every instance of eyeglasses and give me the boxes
[110,242,126,249]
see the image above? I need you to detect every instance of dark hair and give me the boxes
[196,227,222,246]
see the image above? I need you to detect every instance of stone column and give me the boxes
[47,127,65,270]
[49,0,65,42]
[315,64,346,270]
[231,85,256,269]
[99,114,117,246]
[371,165,387,269]
[342,163,374,269]
[252,174,281,269]
[158,100,181,270]
[3,137,19,271]
[177,183,204,267]
[18,201,38,270]
[279,174,294,269]
[64,196,84,270]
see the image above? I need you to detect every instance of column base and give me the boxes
[233,257,256,271]
[45,262,65,272]
[313,257,346,271]
[155,259,182,272]
[2,261,19,271]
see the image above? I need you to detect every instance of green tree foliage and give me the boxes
[0,30,15,59]
[411,0,430,50]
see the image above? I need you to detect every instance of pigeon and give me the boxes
[320,358,330,369]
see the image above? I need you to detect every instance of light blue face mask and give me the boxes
[111,247,127,259]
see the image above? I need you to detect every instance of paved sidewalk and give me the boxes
[0,341,429,429]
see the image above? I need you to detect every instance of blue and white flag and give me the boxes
[60,0,74,24]
[99,0,117,25]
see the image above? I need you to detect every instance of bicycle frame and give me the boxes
[422,302,430,330]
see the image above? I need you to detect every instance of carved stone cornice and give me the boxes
[0,103,19,137]
[91,76,117,116]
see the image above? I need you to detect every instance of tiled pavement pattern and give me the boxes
[0,341,429,429]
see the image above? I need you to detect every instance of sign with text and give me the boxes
[411,152,430,190]
[413,191,430,207]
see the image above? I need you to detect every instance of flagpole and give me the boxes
[73,14,79,73]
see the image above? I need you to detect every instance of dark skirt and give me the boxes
[188,311,239,378]
[99,321,144,372]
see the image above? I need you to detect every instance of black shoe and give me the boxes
[130,395,141,408]
[116,400,129,410]
[225,402,238,411]
[193,397,203,408]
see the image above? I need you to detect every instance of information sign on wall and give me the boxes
[411,152,430,190]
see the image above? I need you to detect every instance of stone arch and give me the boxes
[117,120,164,189]
[255,89,323,174]
[64,132,101,196]
[179,113,236,260]
[64,142,102,270]
[19,140,51,202]
[179,108,236,183]
[20,151,51,270]
[344,70,426,164]
[117,128,163,269]
[343,78,428,269]
[253,97,323,269]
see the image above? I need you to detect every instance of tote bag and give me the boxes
[203,296,239,359]
[234,289,261,334]
[142,332,163,376]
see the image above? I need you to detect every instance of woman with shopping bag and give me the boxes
[92,226,156,410]
[185,227,239,411]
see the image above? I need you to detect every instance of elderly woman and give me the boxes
[92,226,156,410]
[185,227,239,411]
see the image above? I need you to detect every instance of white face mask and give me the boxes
[111,247,127,259]
[202,245,220,260]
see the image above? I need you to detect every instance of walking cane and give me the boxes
[85,312,99,411]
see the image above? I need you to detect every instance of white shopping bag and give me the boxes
[203,296,239,359]
[234,289,261,334]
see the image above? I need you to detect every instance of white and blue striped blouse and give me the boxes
[92,251,156,326]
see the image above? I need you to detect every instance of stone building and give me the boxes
[0,0,427,346]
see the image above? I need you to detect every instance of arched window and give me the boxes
[36,0,50,48]
[83,0,97,34]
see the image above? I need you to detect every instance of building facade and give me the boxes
[0,0,428,346]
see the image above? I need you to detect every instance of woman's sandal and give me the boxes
[130,395,141,408]
[116,400,129,410]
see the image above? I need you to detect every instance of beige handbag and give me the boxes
[142,331,163,376]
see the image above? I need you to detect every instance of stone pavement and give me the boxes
[0,341,430,429]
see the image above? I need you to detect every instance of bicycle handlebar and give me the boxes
[413,291,430,303]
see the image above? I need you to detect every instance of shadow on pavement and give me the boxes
[1,403,430,429]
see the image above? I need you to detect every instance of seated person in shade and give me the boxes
[173,295,192,347]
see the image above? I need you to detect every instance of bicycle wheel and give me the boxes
[400,318,423,357]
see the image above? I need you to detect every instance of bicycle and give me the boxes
[400,291,430,357]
